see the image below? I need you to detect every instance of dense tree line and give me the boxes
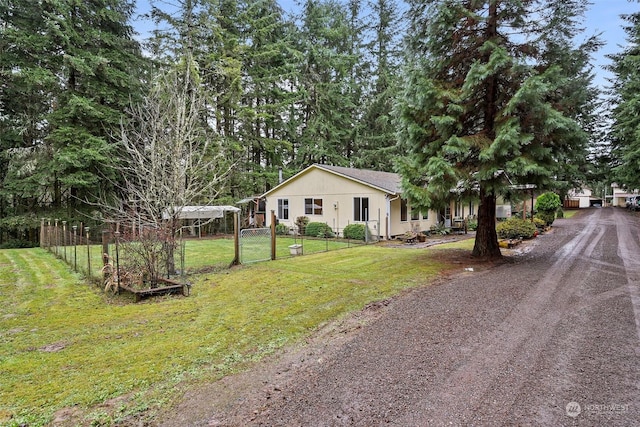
[1,0,146,243]
[1,0,637,249]
[0,0,403,244]
[609,4,640,191]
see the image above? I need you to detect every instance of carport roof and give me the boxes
[163,205,240,220]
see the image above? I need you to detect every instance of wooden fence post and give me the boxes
[86,227,91,278]
[232,211,240,266]
[271,210,276,260]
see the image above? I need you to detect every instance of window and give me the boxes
[455,201,463,218]
[278,199,289,220]
[410,206,419,220]
[305,198,323,215]
[423,211,429,220]
[401,199,408,221]
[468,201,475,217]
[354,197,369,221]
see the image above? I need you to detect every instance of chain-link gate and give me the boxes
[240,228,272,263]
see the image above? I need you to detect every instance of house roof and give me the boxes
[261,164,402,198]
[317,164,401,194]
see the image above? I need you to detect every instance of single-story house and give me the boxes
[260,164,482,239]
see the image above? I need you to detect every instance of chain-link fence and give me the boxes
[274,220,380,258]
[240,227,272,264]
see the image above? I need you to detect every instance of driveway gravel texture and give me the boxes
[157,207,640,427]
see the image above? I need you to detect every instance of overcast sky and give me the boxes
[133,0,639,91]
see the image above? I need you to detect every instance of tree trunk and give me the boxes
[165,220,178,276]
[471,2,502,261]
[472,187,501,259]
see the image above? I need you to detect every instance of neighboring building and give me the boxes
[260,164,480,239]
[565,188,598,208]
[610,183,639,208]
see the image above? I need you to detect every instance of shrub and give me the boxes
[295,216,309,234]
[430,223,450,235]
[275,223,290,235]
[556,208,564,219]
[535,192,561,212]
[0,239,36,249]
[532,217,546,229]
[466,219,478,231]
[304,222,335,238]
[496,218,537,240]
[343,223,366,240]
[535,211,556,226]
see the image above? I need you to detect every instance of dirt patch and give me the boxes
[380,231,476,249]
[38,341,68,353]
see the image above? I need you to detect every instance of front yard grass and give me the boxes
[0,243,450,426]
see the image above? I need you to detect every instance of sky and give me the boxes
[133,0,639,91]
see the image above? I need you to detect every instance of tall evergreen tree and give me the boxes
[294,0,361,168]
[0,0,145,241]
[46,0,145,208]
[0,0,59,228]
[149,0,302,199]
[395,0,596,258]
[353,0,402,171]
[609,7,640,190]
[236,0,301,194]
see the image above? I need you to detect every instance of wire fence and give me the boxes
[274,220,380,258]
[240,228,272,264]
[39,217,381,293]
[40,220,187,290]
[40,220,108,282]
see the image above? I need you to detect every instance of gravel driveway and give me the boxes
[158,207,640,426]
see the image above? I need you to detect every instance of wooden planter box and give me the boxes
[119,277,189,302]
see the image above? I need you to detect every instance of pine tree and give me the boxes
[609,8,640,190]
[395,0,596,258]
[48,0,145,207]
[235,0,301,195]
[294,0,361,168]
[353,0,402,171]
[0,0,145,219]
[0,0,61,224]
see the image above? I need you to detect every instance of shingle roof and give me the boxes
[315,164,401,194]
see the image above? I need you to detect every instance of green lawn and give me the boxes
[0,242,456,426]
[561,209,580,219]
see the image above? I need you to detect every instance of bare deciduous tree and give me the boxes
[107,62,233,282]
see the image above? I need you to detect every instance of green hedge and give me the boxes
[305,222,335,238]
[343,223,366,240]
[535,192,561,212]
[535,211,556,226]
[275,223,290,235]
[496,218,537,239]
[532,217,546,229]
